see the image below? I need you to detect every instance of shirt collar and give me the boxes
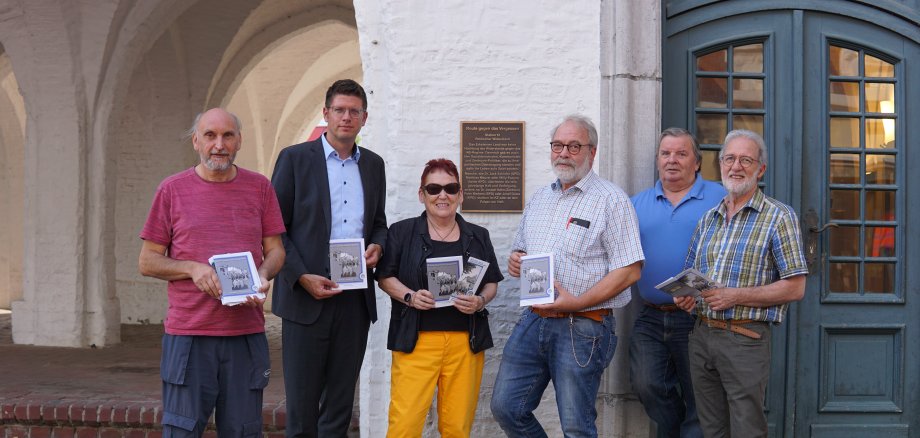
[716,187,766,216]
[321,133,361,162]
[552,170,598,193]
[653,174,707,201]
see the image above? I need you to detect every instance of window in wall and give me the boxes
[826,44,898,296]
[694,42,766,182]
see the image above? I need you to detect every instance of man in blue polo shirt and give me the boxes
[629,128,725,438]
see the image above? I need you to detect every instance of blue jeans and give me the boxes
[490,309,617,438]
[629,306,702,438]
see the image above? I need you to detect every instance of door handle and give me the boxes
[803,209,836,271]
[809,223,838,233]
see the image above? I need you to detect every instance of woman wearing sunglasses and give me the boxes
[376,158,503,437]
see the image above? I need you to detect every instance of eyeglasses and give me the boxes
[550,142,590,155]
[422,183,461,196]
[327,106,366,118]
[719,155,760,169]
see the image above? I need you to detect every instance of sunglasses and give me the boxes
[422,183,461,196]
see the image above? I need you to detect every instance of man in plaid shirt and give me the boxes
[675,129,808,438]
[490,114,644,437]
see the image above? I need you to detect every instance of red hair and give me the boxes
[420,158,460,186]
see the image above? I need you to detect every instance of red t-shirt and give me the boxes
[140,167,286,336]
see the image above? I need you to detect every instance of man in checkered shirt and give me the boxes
[490,114,644,437]
[674,129,808,438]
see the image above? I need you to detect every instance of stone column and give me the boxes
[597,0,661,436]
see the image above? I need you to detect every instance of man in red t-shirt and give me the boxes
[139,108,285,438]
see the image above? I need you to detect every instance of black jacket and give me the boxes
[377,212,504,353]
[270,139,388,324]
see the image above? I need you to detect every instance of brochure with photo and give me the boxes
[654,267,721,298]
[209,251,264,306]
[458,256,490,296]
[329,238,368,290]
[519,253,554,306]
[426,256,464,308]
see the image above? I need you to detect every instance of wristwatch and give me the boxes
[404,292,413,304]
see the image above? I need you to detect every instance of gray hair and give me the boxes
[720,129,768,166]
[551,114,598,149]
[184,110,243,140]
[658,127,702,164]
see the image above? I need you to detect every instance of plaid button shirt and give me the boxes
[512,171,644,310]
[685,189,808,323]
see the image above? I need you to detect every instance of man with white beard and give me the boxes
[674,129,808,438]
[491,114,644,437]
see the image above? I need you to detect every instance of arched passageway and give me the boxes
[0,49,25,311]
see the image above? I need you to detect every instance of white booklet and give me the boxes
[209,251,264,306]
[329,238,368,290]
[654,267,721,298]
[426,256,464,308]
[458,256,490,296]
[519,253,554,306]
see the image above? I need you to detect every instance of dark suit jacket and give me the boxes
[270,138,387,324]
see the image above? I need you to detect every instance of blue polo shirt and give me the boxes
[631,176,726,305]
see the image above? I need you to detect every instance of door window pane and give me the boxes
[865,155,895,185]
[824,44,901,297]
[829,226,859,257]
[830,189,860,220]
[830,117,859,148]
[864,263,895,293]
[733,114,763,136]
[830,81,859,111]
[865,54,894,78]
[733,79,764,108]
[829,46,859,76]
[698,49,727,72]
[865,226,895,257]
[865,118,895,149]
[865,190,894,221]
[698,78,728,108]
[697,114,727,145]
[700,150,722,182]
[829,262,859,293]
[829,153,860,184]
[734,43,764,73]
[865,82,895,113]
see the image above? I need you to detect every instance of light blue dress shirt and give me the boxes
[631,176,726,305]
[322,134,365,240]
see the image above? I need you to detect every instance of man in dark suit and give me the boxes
[271,79,387,438]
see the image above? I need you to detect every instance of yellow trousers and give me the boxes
[387,331,485,438]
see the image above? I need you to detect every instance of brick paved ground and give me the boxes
[0,313,298,438]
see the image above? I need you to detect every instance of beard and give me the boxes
[722,175,758,196]
[203,153,236,171]
[553,157,591,185]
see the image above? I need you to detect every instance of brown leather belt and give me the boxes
[645,302,680,312]
[532,307,611,323]
[699,316,762,339]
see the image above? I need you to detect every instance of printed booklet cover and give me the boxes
[209,251,264,306]
[329,238,368,290]
[426,256,464,308]
[654,267,720,298]
[458,256,490,296]
[519,253,554,306]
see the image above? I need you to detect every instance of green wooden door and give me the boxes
[663,2,920,436]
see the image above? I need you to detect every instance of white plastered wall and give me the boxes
[354,0,659,436]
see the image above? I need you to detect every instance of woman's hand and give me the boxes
[410,289,436,310]
[453,294,484,314]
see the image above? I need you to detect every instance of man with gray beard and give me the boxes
[674,129,807,438]
[491,114,644,437]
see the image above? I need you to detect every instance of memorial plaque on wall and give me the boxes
[460,121,525,212]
